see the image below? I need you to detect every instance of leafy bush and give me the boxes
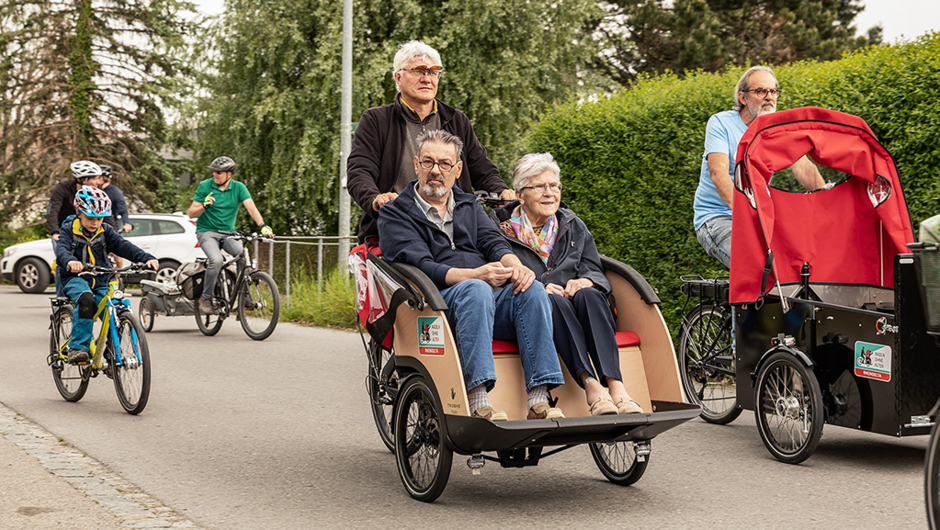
[281,267,357,329]
[526,33,940,334]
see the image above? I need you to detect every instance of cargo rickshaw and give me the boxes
[350,236,700,502]
[678,107,940,465]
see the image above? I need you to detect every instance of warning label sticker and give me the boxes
[854,341,892,382]
[418,316,445,356]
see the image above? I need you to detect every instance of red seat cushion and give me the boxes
[616,331,641,348]
[491,331,640,354]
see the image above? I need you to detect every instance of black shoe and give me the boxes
[68,349,90,364]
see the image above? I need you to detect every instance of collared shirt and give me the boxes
[396,95,441,193]
[193,177,251,233]
[413,183,454,242]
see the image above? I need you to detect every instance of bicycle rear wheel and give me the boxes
[238,271,280,340]
[112,311,151,414]
[926,417,940,529]
[679,303,741,424]
[50,306,89,402]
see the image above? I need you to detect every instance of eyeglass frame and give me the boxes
[520,182,563,194]
[401,68,444,79]
[418,158,457,173]
[742,87,781,98]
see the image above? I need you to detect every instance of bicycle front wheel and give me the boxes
[112,312,152,415]
[238,271,280,341]
[50,306,89,402]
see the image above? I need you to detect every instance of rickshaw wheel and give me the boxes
[394,376,452,502]
[368,341,398,453]
[679,304,741,424]
[925,420,940,529]
[589,441,649,486]
[138,296,155,332]
[754,352,824,464]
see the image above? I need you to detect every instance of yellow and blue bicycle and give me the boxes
[48,263,152,415]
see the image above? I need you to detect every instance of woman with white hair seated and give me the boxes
[489,153,643,415]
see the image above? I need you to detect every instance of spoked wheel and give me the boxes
[195,297,224,335]
[925,416,940,529]
[238,271,280,340]
[679,303,741,424]
[367,340,398,452]
[111,312,152,415]
[138,296,155,332]
[50,306,89,402]
[754,351,824,464]
[394,377,452,502]
[589,440,649,486]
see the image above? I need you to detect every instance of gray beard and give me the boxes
[420,180,448,199]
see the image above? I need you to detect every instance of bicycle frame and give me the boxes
[211,239,256,314]
[51,276,141,374]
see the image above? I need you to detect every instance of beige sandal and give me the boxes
[589,396,618,416]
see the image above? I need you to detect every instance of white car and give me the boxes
[2,213,206,293]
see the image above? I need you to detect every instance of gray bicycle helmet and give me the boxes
[70,160,102,181]
[209,156,236,173]
[100,164,112,178]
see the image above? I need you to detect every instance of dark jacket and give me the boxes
[347,97,508,243]
[378,182,512,290]
[490,202,611,294]
[103,184,130,229]
[47,179,79,236]
[56,215,156,289]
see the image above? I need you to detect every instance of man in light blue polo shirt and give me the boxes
[187,156,274,314]
[693,66,825,268]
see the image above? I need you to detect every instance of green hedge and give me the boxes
[526,33,940,335]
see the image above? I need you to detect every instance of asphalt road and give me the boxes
[0,285,930,529]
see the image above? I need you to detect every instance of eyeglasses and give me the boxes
[419,159,455,172]
[521,183,562,194]
[743,87,780,98]
[402,68,443,79]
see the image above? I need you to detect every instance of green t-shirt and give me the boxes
[193,178,251,232]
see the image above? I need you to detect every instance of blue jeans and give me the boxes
[64,277,109,353]
[696,215,732,269]
[196,231,243,300]
[440,279,564,393]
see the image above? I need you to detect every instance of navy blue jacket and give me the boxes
[377,182,512,290]
[56,216,156,288]
[490,202,611,295]
[103,185,130,228]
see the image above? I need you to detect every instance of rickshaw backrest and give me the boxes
[730,107,915,304]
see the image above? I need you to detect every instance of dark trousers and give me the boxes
[549,288,621,387]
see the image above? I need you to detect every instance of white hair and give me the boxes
[512,153,561,192]
[393,41,442,91]
[733,66,777,111]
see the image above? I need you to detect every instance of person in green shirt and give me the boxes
[187,156,275,314]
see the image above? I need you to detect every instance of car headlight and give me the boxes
[2,246,17,259]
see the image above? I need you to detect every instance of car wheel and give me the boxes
[16,257,51,294]
[155,260,179,284]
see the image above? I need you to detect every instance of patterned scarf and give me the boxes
[510,204,557,264]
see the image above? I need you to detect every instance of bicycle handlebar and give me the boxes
[219,231,274,242]
[77,263,155,276]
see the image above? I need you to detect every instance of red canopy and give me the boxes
[730,107,915,304]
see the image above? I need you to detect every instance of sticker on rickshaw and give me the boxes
[854,341,892,382]
[418,317,445,356]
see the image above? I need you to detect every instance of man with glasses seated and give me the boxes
[347,40,514,244]
[693,66,825,268]
[378,129,565,421]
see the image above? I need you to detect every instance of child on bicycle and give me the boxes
[55,186,159,364]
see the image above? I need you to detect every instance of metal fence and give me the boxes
[250,236,357,308]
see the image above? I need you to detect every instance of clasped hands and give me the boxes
[545,278,594,299]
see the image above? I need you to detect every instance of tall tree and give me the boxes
[0,0,195,227]
[191,0,607,235]
[595,0,882,85]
